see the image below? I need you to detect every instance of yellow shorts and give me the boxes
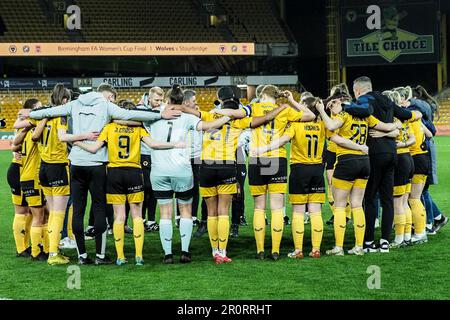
[412,174,427,184]
[289,193,326,205]
[393,185,407,197]
[200,183,237,197]
[332,177,368,191]
[42,185,70,197]
[107,191,144,205]
[249,183,287,196]
[20,180,45,207]
[12,193,28,207]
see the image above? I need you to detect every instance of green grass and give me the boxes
[1,137,450,300]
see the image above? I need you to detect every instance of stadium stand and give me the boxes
[0,0,292,43]
[0,0,70,42]
[0,86,300,130]
[218,0,290,43]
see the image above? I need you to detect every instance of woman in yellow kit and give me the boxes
[75,103,186,266]
[316,98,402,256]
[252,96,327,258]
[378,90,421,247]
[395,87,430,244]
[178,86,287,263]
[12,99,50,261]
[8,107,33,257]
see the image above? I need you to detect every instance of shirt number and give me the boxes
[306,134,319,158]
[350,124,368,145]
[118,136,130,159]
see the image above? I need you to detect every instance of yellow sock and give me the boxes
[291,213,304,251]
[13,214,27,253]
[207,216,219,253]
[113,221,125,260]
[253,209,266,253]
[352,207,366,247]
[217,215,230,252]
[133,217,144,258]
[405,205,413,236]
[42,224,49,254]
[30,226,43,257]
[271,209,284,254]
[24,214,32,248]
[310,212,323,250]
[49,211,65,254]
[333,207,346,247]
[409,199,426,234]
[394,214,406,236]
[68,205,74,239]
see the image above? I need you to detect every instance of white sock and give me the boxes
[426,223,432,229]
[159,219,173,255]
[79,253,87,259]
[96,253,105,259]
[179,218,193,252]
[212,248,219,256]
[394,234,404,244]
[219,248,227,257]
[434,214,442,221]
[380,238,389,245]
[404,233,412,241]
[365,241,374,246]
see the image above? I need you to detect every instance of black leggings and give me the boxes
[71,164,108,256]
[232,163,247,225]
[364,153,396,242]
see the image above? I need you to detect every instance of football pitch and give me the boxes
[0,137,449,300]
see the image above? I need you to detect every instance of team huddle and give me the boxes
[7,76,448,266]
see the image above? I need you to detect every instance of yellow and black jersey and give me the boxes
[332,112,379,156]
[247,102,303,158]
[396,120,414,155]
[98,123,149,168]
[20,129,41,182]
[409,120,427,156]
[325,128,337,153]
[36,117,69,164]
[284,120,326,165]
[200,112,251,163]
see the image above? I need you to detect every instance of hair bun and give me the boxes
[172,84,181,91]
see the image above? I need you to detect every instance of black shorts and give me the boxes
[39,161,70,188]
[333,154,370,190]
[8,162,28,206]
[394,153,414,187]
[413,153,431,176]
[289,163,325,204]
[323,149,337,171]
[199,164,237,197]
[7,162,21,196]
[248,157,288,195]
[106,167,144,204]
[20,179,45,207]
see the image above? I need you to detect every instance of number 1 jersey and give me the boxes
[148,113,200,176]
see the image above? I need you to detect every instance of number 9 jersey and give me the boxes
[98,123,149,168]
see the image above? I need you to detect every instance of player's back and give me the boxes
[288,120,325,165]
[20,129,40,182]
[249,102,302,158]
[149,113,200,176]
[101,123,147,168]
[38,117,68,164]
